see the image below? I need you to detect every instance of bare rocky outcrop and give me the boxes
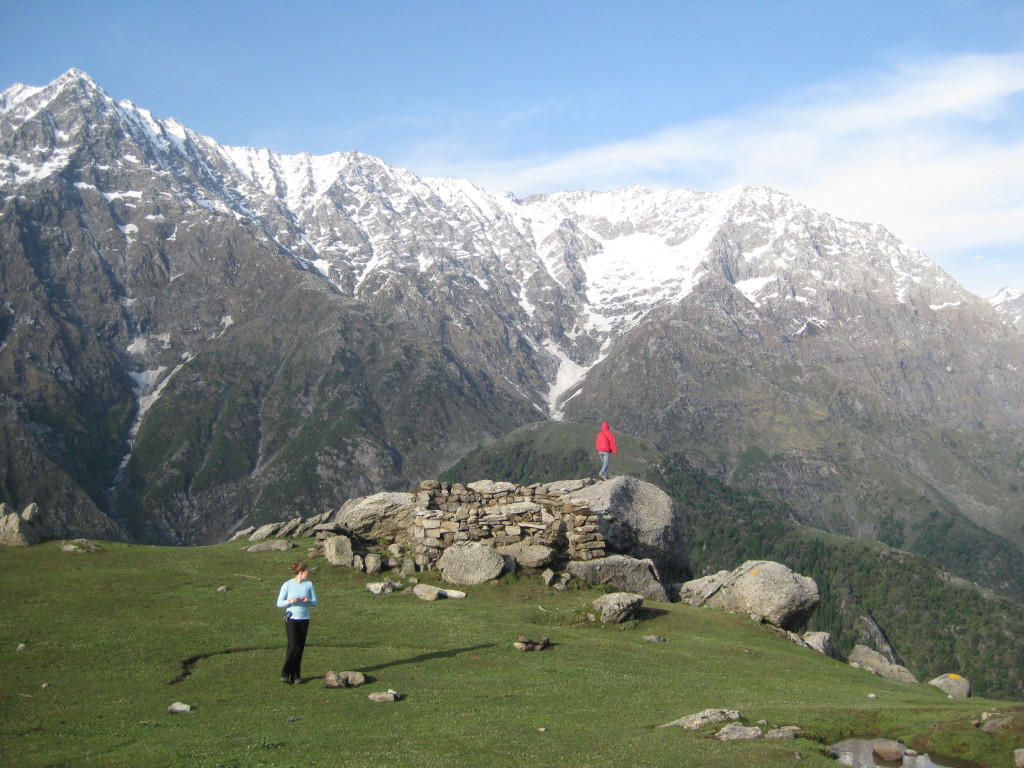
[568,555,669,602]
[801,631,840,660]
[848,644,919,684]
[0,503,49,546]
[335,493,417,548]
[678,561,819,631]
[562,476,688,579]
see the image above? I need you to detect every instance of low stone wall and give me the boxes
[410,478,607,568]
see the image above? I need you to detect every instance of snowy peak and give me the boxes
[990,287,1024,329]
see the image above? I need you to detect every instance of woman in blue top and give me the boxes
[276,561,318,684]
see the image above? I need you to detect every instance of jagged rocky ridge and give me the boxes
[1,70,1022,590]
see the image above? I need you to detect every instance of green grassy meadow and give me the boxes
[1,540,1021,768]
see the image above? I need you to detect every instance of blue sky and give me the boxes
[2,0,1023,296]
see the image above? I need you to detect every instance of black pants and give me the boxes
[282,618,309,680]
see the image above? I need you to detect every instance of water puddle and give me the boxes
[829,739,967,768]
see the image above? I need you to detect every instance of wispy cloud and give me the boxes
[414,52,1024,294]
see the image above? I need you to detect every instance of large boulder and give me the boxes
[849,645,919,683]
[567,555,669,601]
[437,542,505,585]
[563,477,689,580]
[0,503,49,546]
[496,542,555,569]
[927,673,971,698]
[678,560,819,631]
[592,592,644,623]
[802,631,841,660]
[322,534,354,567]
[335,492,417,547]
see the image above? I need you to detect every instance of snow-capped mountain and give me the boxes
[2,70,1023,591]
[990,287,1024,329]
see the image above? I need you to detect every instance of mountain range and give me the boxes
[1,69,1022,598]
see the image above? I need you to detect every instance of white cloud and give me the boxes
[418,52,1024,295]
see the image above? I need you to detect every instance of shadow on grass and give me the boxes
[357,644,496,673]
[170,643,496,684]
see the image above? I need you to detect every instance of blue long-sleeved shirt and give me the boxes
[277,578,318,620]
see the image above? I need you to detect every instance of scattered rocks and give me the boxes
[246,539,295,553]
[659,709,742,730]
[567,555,669,601]
[248,523,282,542]
[678,561,819,631]
[715,723,762,740]
[872,739,906,762]
[368,689,402,702]
[592,592,644,624]
[513,636,551,651]
[168,702,192,714]
[59,539,103,554]
[323,671,366,689]
[927,672,971,698]
[849,645,918,684]
[437,541,504,585]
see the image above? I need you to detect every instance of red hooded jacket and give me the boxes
[595,422,617,455]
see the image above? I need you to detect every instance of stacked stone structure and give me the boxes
[410,478,607,569]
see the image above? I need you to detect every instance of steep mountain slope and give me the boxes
[991,287,1024,330]
[1,70,1022,575]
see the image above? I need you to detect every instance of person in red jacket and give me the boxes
[595,421,618,480]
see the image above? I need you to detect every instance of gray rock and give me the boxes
[567,555,669,601]
[466,480,517,494]
[643,635,667,643]
[412,583,466,600]
[230,526,256,541]
[322,535,354,567]
[848,645,918,684]
[802,631,840,659]
[368,689,402,702]
[715,723,762,740]
[249,523,283,542]
[659,708,742,730]
[764,728,796,740]
[0,503,48,546]
[927,673,970,698]
[872,740,906,762]
[437,541,504,585]
[592,592,643,623]
[335,492,417,548]
[496,542,555,569]
[168,701,192,713]
[541,568,558,586]
[364,553,384,574]
[563,476,689,579]
[1014,747,1024,768]
[275,517,304,538]
[366,579,402,595]
[323,670,366,689]
[246,539,295,553]
[59,539,103,554]
[678,560,819,631]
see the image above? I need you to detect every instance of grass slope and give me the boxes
[2,541,1021,768]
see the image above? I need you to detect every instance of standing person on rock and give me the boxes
[277,561,318,684]
[595,421,618,480]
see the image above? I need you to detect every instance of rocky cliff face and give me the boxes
[1,70,1022,563]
